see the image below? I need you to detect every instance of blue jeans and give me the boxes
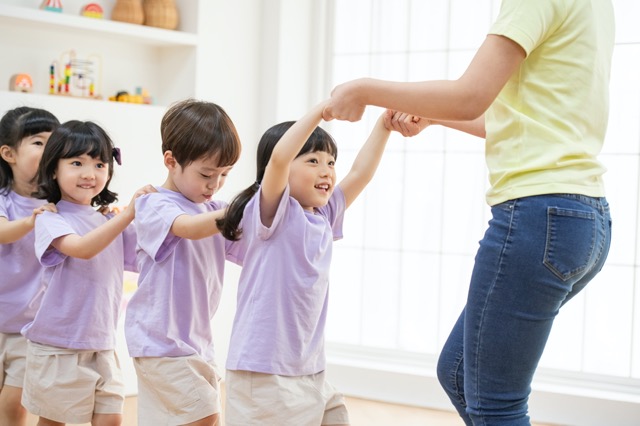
[437,194,612,425]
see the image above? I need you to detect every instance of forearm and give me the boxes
[171,209,225,240]
[52,211,133,259]
[432,115,486,138]
[271,102,326,167]
[0,217,34,244]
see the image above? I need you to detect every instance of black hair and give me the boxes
[0,106,60,194]
[33,120,118,207]
[217,120,337,241]
[161,98,241,168]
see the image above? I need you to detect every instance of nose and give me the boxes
[81,166,95,179]
[207,175,220,190]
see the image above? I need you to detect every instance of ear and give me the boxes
[0,145,16,164]
[164,150,177,170]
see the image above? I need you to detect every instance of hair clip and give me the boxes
[112,147,122,166]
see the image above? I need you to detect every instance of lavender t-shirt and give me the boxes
[22,200,136,350]
[226,185,346,376]
[125,187,229,362]
[0,191,46,333]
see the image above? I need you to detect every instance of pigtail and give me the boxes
[216,182,260,241]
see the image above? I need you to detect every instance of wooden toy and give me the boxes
[49,50,102,99]
[9,74,33,93]
[81,3,104,19]
[40,0,63,12]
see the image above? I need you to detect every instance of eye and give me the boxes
[71,160,82,166]
[33,140,44,146]
[96,163,106,169]
[307,158,319,164]
[328,160,336,166]
[201,173,212,178]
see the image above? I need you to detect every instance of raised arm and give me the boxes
[323,34,525,124]
[386,112,487,139]
[260,101,328,226]
[0,203,57,244]
[338,111,392,208]
[51,185,154,259]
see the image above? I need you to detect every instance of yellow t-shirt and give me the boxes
[485,0,615,206]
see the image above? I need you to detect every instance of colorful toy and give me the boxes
[40,0,63,12]
[9,74,33,93]
[81,3,104,19]
[49,50,102,99]
[108,87,152,104]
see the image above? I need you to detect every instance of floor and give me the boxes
[26,394,556,425]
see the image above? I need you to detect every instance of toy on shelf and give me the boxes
[81,3,104,19]
[112,0,144,25]
[9,74,33,93]
[49,50,102,99]
[108,87,153,105]
[40,0,63,13]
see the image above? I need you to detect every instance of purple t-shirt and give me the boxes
[125,187,230,362]
[226,185,346,376]
[0,191,46,333]
[22,200,136,350]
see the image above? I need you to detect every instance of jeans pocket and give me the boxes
[543,207,597,281]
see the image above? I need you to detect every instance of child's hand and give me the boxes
[384,110,431,137]
[125,185,157,218]
[28,202,57,226]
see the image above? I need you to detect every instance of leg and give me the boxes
[0,385,27,426]
[437,311,472,425]
[91,413,122,426]
[36,418,65,426]
[182,413,219,426]
[463,195,611,425]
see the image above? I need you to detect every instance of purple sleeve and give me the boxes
[34,211,73,266]
[135,193,184,262]
[122,221,138,272]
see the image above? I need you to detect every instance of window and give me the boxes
[325,0,640,395]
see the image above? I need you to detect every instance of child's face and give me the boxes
[167,155,233,203]
[7,132,52,193]
[288,150,336,211]
[55,153,110,205]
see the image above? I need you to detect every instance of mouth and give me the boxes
[315,183,330,192]
[78,184,95,189]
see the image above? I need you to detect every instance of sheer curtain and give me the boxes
[324,0,640,395]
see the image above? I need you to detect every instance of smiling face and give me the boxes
[55,153,109,205]
[163,152,232,203]
[1,131,52,196]
[289,150,336,211]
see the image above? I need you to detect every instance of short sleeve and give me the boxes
[34,211,73,266]
[317,186,346,241]
[135,193,184,262]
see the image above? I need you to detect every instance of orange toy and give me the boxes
[9,74,33,93]
[81,3,104,19]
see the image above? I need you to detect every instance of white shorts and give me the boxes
[225,370,350,426]
[22,341,125,424]
[0,332,28,388]
[134,354,222,426]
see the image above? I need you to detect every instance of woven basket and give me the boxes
[143,0,179,30]
[111,0,144,25]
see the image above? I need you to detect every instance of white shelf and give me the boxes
[0,3,198,47]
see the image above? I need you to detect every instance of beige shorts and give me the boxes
[225,370,350,426]
[0,332,28,388]
[133,354,222,426]
[21,341,125,424]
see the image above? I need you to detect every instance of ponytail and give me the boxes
[217,181,260,241]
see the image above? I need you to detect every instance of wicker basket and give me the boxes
[143,0,179,30]
[111,0,144,25]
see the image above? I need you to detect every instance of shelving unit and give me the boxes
[0,0,199,107]
[0,0,204,200]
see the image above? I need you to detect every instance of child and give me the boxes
[218,101,399,426]
[324,1,614,423]
[0,106,59,426]
[124,99,242,426]
[21,120,153,426]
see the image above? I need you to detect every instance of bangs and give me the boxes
[298,127,338,160]
[21,111,59,137]
[59,129,111,163]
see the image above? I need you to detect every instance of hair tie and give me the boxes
[112,147,122,165]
